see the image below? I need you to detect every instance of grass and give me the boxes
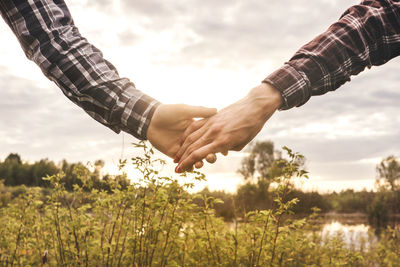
[0,142,399,266]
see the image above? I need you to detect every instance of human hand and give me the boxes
[174,83,283,173]
[147,104,218,169]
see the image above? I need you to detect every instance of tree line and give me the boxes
[0,153,129,191]
[196,141,400,230]
[1,141,400,229]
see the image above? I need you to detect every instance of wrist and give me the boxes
[146,104,163,143]
[248,83,283,112]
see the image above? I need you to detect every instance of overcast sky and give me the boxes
[1,0,399,192]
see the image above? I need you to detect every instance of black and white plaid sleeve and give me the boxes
[0,0,160,140]
[264,0,400,110]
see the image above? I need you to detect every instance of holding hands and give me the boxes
[147,104,219,169]
[147,83,282,172]
[174,83,282,173]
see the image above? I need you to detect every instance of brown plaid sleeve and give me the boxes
[0,0,160,139]
[264,0,400,110]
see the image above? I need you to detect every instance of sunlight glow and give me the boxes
[0,0,398,194]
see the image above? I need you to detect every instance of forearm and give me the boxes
[265,0,400,110]
[0,0,160,139]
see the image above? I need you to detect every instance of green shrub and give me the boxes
[0,143,399,266]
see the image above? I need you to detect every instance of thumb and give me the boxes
[183,105,217,118]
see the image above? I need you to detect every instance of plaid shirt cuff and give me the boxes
[263,61,316,110]
[117,86,161,140]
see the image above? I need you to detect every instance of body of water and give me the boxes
[321,221,377,249]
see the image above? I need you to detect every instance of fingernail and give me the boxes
[175,166,181,173]
[174,156,180,163]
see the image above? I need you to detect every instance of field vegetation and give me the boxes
[0,142,399,266]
